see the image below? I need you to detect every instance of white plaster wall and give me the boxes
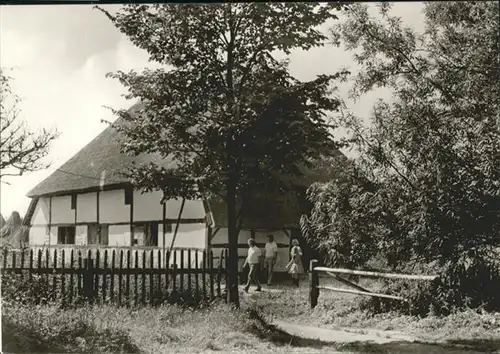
[165,199,205,219]
[164,223,206,249]
[254,229,291,270]
[76,192,97,223]
[211,228,291,271]
[154,224,178,248]
[50,195,75,224]
[254,230,290,246]
[100,189,130,224]
[133,190,163,222]
[211,228,252,245]
[31,198,50,226]
[29,190,206,228]
[210,228,249,269]
[108,225,130,246]
[209,247,247,269]
[75,225,87,245]
[29,226,48,245]
[49,226,58,245]
[158,224,165,247]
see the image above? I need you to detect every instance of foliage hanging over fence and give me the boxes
[301,1,500,269]
[300,1,500,314]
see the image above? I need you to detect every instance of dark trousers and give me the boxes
[245,263,261,290]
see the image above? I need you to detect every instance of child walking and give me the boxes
[286,239,304,287]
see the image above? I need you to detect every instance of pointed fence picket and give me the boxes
[0,247,228,307]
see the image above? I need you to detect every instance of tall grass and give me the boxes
[1,269,340,353]
[2,300,349,353]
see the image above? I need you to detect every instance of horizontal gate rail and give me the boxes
[317,285,406,301]
[314,266,438,281]
[309,259,439,308]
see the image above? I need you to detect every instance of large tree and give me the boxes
[302,1,500,271]
[98,3,346,306]
[0,70,59,181]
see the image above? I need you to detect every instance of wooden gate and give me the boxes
[308,259,439,308]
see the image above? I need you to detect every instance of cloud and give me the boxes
[0,5,123,70]
[0,5,153,216]
[0,3,426,217]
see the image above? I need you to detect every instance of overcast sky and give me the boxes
[0,3,425,218]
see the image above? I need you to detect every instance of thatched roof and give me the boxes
[27,103,177,197]
[27,102,347,228]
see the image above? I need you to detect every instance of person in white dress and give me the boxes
[286,239,304,287]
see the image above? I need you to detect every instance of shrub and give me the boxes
[362,257,500,317]
[1,272,63,306]
[2,303,139,353]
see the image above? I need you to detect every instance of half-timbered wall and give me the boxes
[210,228,291,271]
[28,188,207,248]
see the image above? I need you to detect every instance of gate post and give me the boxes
[83,258,95,303]
[309,259,319,308]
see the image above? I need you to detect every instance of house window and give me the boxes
[71,194,77,210]
[133,222,159,246]
[87,224,109,245]
[124,187,133,205]
[57,226,76,245]
[100,225,109,245]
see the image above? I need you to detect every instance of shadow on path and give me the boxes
[248,310,500,353]
[242,286,500,354]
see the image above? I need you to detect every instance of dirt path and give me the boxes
[240,285,413,344]
[271,319,415,344]
[241,285,492,353]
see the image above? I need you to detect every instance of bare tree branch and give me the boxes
[0,69,59,180]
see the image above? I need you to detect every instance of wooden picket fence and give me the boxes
[0,247,228,307]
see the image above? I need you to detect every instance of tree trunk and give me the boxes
[225,5,240,307]
[226,177,240,307]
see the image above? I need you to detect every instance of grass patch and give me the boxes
[3,275,500,353]
[251,277,500,349]
[2,297,347,353]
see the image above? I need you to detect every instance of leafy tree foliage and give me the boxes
[302,1,500,271]
[98,3,346,306]
[0,69,59,181]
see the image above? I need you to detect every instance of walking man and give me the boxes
[264,234,278,285]
[243,238,262,293]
